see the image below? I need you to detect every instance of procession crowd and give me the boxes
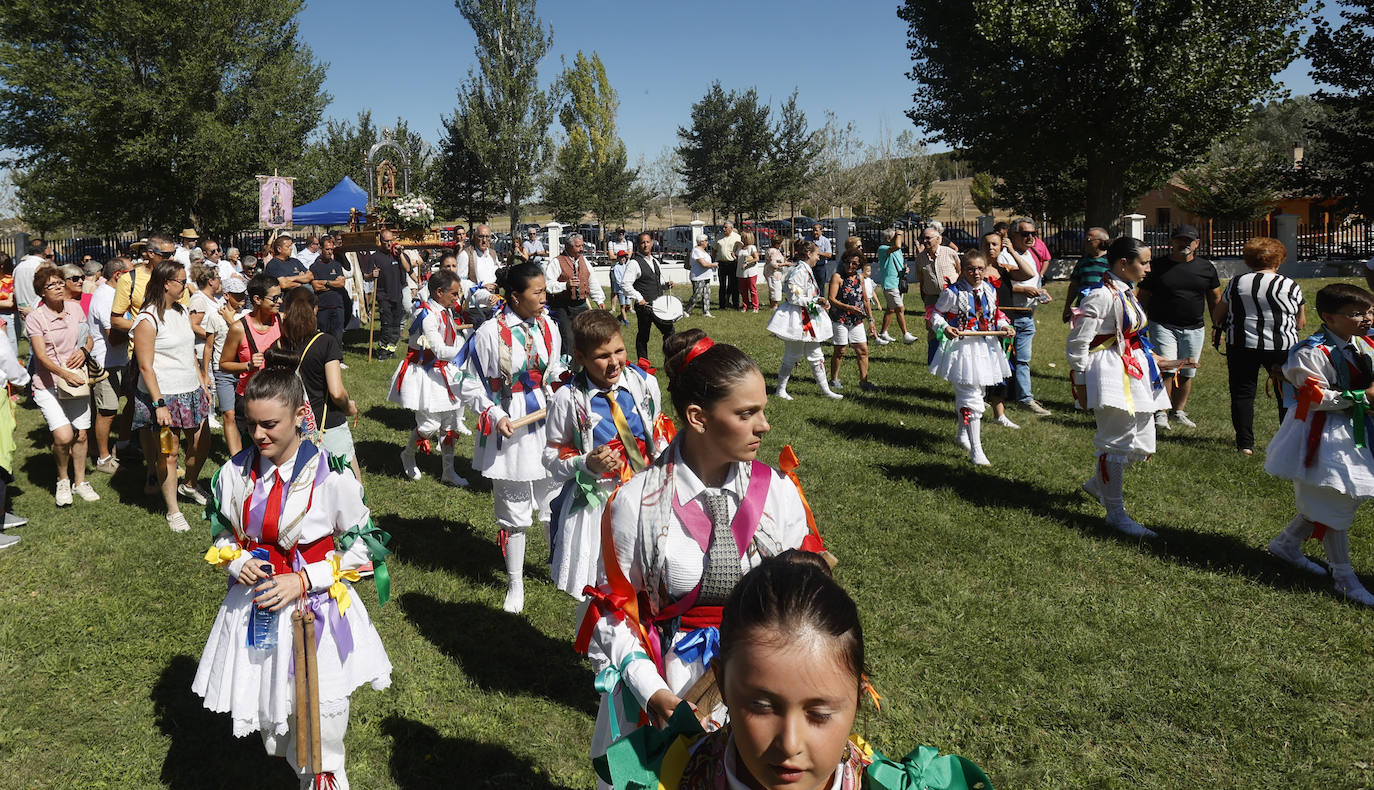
[0,215,1368,789]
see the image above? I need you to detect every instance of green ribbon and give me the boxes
[938,325,954,351]
[594,651,649,741]
[1341,390,1369,449]
[201,467,234,538]
[593,700,704,789]
[569,467,611,513]
[337,519,393,607]
[865,745,994,790]
[326,453,352,474]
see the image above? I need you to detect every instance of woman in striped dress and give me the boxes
[1211,237,1305,455]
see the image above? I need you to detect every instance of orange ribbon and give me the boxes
[1295,376,1324,421]
[778,445,824,548]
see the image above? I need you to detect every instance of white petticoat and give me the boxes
[1265,410,1374,499]
[387,355,462,415]
[192,582,392,738]
[767,303,833,343]
[548,476,616,599]
[1079,347,1170,415]
[929,337,1011,387]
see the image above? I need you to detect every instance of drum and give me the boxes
[651,295,684,322]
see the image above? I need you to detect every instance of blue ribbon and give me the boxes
[594,650,650,740]
[674,627,720,667]
[1137,332,1165,393]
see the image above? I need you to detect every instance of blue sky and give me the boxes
[299,0,1327,163]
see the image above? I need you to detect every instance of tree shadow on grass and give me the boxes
[363,402,415,434]
[881,459,1340,598]
[381,514,519,587]
[812,417,944,450]
[353,439,488,493]
[397,593,597,715]
[382,715,577,789]
[152,654,298,789]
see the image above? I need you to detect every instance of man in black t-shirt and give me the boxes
[311,237,349,345]
[1138,224,1221,430]
[264,236,313,291]
[363,229,412,360]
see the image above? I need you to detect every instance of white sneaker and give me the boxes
[208,413,222,429]
[72,481,100,502]
[874,335,893,346]
[167,511,191,533]
[877,332,894,343]
[177,482,208,505]
[55,479,73,507]
[831,378,843,391]
[0,533,19,550]
[994,414,1020,429]
[956,427,971,451]
[902,332,919,344]
[1171,410,1197,428]
[1154,411,1170,431]
[3,513,28,529]
[400,450,422,481]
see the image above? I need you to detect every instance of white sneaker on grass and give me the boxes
[1154,411,1170,430]
[1171,410,1196,428]
[994,414,1020,429]
[177,483,208,505]
[902,332,919,344]
[3,513,28,529]
[0,533,19,550]
[72,482,100,502]
[167,512,191,533]
[208,413,221,429]
[55,479,72,507]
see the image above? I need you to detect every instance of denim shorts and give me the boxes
[1148,324,1204,378]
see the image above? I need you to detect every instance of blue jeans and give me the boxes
[1009,314,1036,403]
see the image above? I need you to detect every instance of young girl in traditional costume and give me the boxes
[578,328,818,787]
[1264,283,1374,606]
[193,369,392,790]
[543,309,675,599]
[927,251,1015,466]
[594,551,994,790]
[1067,237,1174,538]
[459,262,565,613]
[390,269,470,487]
[768,240,841,400]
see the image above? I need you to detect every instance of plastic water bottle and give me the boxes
[247,548,278,650]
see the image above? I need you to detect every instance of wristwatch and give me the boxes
[153,398,167,408]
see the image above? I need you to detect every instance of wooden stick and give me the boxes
[954,330,1012,337]
[508,408,548,430]
[302,609,322,775]
[682,668,722,719]
[999,305,1036,312]
[366,282,378,362]
[291,610,309,770]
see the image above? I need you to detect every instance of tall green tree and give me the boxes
[452,0,554,233]
[805,113,866,217]
[540,142,589,226]
[676,82,735,218]
[1305,0,1374,216]
[969,172,998,215]
[772,91,819,220]
[898,0,1303,227]
[1173,140,1284,221]
[0,0,327,236]
[724,89,776,222]
[294,113,434,207]
[433,104,503,224]
[550,51,639,228]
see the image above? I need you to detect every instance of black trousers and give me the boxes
[717,261,738,309]
[550,300,589,369]
[634,303,676,363]
[377,296,406,349]
[1226,344,1290,451]
[316,306,346,345]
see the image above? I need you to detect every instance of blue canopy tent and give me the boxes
[292,176,367,226]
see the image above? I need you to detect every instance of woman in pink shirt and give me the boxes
[24,263,99,507]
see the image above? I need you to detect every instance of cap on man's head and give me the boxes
[223,277,247,294]
[179,228,200,241]
[1172,224,1200,241]
[616,250,629,258]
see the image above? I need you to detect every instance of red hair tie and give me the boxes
[677,337,715,376]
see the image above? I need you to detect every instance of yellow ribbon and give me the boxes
[328,554,362,615]
[204,545,242,567]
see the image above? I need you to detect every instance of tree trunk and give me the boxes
[1084,152,1125,230]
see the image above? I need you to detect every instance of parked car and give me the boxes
[1043,230,1084,258]
[943,227,980,252]
[661,225,697,255]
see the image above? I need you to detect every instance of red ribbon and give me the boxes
[636,357,657,375]
[498,528,509,557]
[676,337,715,376]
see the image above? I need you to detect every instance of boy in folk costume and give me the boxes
[459,262,567,613]
[389,270,470,487]
[1068,237,1182,538]
[543,310,675,599]
[927,251,1015,466]
[1265,283,1374,606]
[194,370,392,790]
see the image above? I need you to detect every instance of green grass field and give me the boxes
[1,278,1372,788]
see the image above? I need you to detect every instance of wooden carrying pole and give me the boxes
[366,285,379,362]
[303,610,322,774]
[508,408,548,430]
[291,611,309,767]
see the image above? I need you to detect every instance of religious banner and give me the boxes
[257,175,294,229]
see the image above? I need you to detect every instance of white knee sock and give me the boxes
[502,526,528,613]
[955,412,971,450]
[811,360,841,398]
[1101,459,1156,538]
[967,415,989,466]
[1323,530,1374,605]
[1268,515,1324,574]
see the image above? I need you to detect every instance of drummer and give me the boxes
[621,232,677,367]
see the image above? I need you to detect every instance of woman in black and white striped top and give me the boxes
[1211,237,1305,454]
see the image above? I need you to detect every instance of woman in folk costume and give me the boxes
[542,309,675,599]
[1264,283,1374,606]
[194,369,392,790]
[577,328,830,786]
[1067,237,1177,539]
[768,240,841,400]
[459,261,567,614]
[593,552,994,790]
[389,269,470,487]
[927,250,1015,466]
